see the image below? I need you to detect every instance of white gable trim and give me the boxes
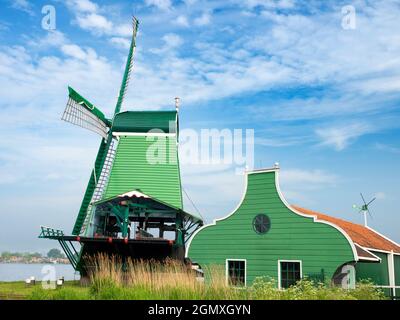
[354,244,381,262]
[274,169,359,262]
[185,169,249,257]
[366,225,400,249]
[186,166,359,263]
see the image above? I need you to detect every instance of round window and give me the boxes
[253,214,271,234]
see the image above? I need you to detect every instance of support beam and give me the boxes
[388,250,396,297]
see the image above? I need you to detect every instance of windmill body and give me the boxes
[39,18,203,275]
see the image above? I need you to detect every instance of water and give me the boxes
[0,263,80,282]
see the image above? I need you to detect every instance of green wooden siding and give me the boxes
[112,111,177,133]
[355,251,389,286]
[104,135,182,209]
[394,255,400,286]
[188,171,355,285]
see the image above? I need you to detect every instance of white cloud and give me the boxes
[163,33,184,47]
[374,192,386,200]
[375,143,400,154]
[243,0,295,9]
[0,40,120,114]
[181,164,245,222]
[279,168,339,205]
[145,0,172,11]
[69,0,98,13]
[27,31,67,49]
[150,33,184,55]
[175,15,190,27]
[183,0,198,5]
[280,169,338,187]
[61,44,88,60]
[65,1,132,39]
[76,13,113,34]
[245,1,400,96]
[10,0,34,15]
[114,24,133,37]
[58,0,400,114]
[350,75,400,94]
[0,22,9,31]
[3,0,400,249]
[0,36,123,251]
[194,13,211,26]
[316,123,373,151]
[109,37,131,49]
[255,136,309,147]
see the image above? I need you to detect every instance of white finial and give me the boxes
[175,97,180,111]
[274,162,280,169]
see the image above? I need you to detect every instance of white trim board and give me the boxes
[354,244,381,262]
[225,258,247,287]
[184,169,248,257]
[274,169,359,262]
[364,247,400,256]
[366,225,400,249]
[113,132,176,137]
[278,260,303,290]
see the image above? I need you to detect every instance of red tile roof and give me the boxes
[292,205,400,255]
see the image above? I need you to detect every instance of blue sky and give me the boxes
[0,0,399,252]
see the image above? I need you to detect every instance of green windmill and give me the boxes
[39,18,203,275]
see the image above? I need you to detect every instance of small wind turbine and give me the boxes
[353,193,376,227]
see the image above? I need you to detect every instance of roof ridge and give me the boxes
[366,225,400,248]
[291,205,365,228]
[291,205,400,254]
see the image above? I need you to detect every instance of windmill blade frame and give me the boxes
[62,86,110,139]
[367,197,376,206]
[360,193,367,206]
[113,17,139,115]
[367,208,373,219]
[70,17,140,235]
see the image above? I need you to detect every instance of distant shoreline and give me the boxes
[0,261,70,265]
[1,250,71,265]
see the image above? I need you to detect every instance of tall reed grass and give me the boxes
[28,254,387,300]
[87,254,243,299]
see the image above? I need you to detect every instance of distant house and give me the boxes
[186,166,400,297]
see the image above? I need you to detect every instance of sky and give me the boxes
[0,0,399,253]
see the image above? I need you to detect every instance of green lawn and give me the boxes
[0,281,85,300]
[0,257,388,300]
[0,278,387,300]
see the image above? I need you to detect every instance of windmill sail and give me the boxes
[62,87,110,139]
[71,18,140,235]
[114,17,139,115]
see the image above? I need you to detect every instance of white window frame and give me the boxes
[278,260,303,289]
[226,259,247,287]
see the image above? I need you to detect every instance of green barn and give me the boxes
[186,166,400,296]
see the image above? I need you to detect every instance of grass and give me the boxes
[0,280,83,300]
[0,255,387,300]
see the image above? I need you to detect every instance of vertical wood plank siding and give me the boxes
[395,255,400,286]
[355,251,390,285]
